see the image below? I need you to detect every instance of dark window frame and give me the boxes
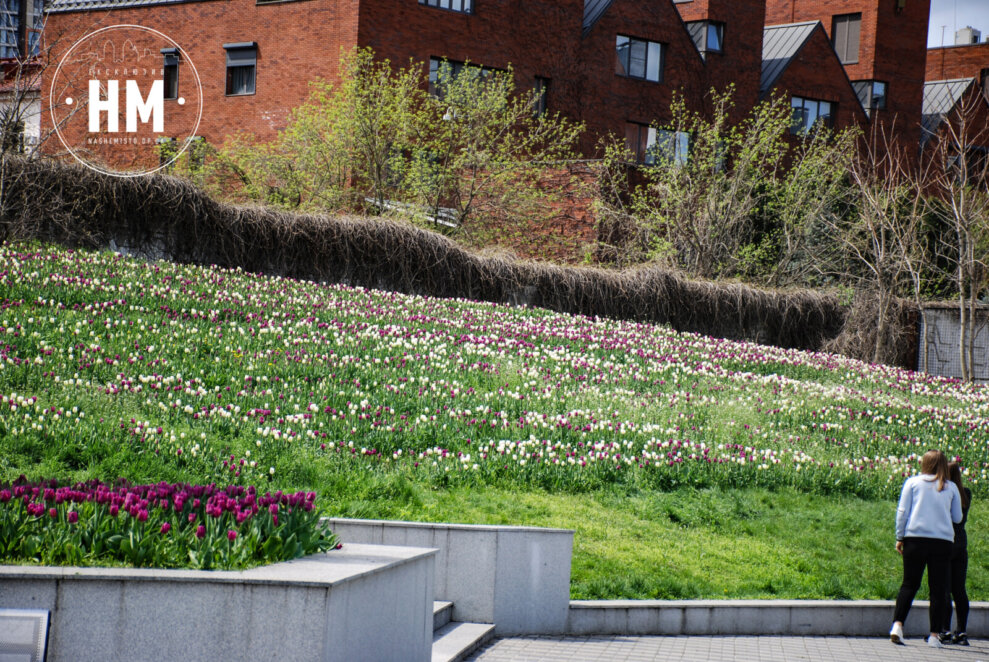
[615,34,664,84]
[0,0,20,59]
[686,20,725,54]
[852,80,887,112]
[533,76,549,116]
[224,42,257,97]
[428,56,501,99]
[831,13,861,65]
[161,47,179,101]
[418,0,473,14]
[790,96,835,135]
[625,121,689,165]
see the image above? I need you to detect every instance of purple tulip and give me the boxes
[227,529,237,542]
[196,524,206,539]
[160,522,171,534]
[67,511,78,524]
[48,507,57,519]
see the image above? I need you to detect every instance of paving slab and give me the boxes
[467,635,989,661]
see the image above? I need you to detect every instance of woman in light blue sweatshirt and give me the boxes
[889,449,963,648]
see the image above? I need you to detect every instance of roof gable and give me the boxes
[922,78,978,142]
[760,21,819,97]
[583,0,613,36]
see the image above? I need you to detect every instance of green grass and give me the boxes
[2,242,988,598]
[320,480,988,600]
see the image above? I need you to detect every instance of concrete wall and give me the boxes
[0,543,435,662]
[567,599,989,636]
[326,518,574,635]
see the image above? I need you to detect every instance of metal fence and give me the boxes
[917,306,989,382]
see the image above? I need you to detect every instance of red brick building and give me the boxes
[763,0,933,150]
[926,41,989,92]
[21,0,989,170]
[923,34,989,160]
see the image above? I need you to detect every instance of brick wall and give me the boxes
[764,0,931,151]
[43,0,360,168]
[769,23,867,131]
[926,43,989,82]
[673,0,766,116]
[572,0,708,154]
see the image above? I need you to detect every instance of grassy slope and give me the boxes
[1,242,987,599]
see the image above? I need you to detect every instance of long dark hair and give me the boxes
[920,449,949,492]
[949,461,971,510]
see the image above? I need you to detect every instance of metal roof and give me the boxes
[582,0,613,36]
[49,0,205,12]
[921,78,976,141]
[760,21,820,96]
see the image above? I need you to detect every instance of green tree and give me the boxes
[403,60,583,231]
[595,89,855,282]
[209,48,583,242]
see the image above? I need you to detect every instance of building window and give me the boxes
[28,0,41,55]
[224,42,256,96]
[686,20,725,55]
[852,80,887,113]
[161,48,179,100]
[832,13,861,64]
[0,0,18,59]
[625,122,689,165]
[791,96,834,134]
[419,0,472,13]
[533,76,549,116]
[1,115,24,154]
[615,35,663,83]
[428,57,496,98]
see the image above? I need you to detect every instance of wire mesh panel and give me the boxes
[0,609,49,662]
[918,307,989,382]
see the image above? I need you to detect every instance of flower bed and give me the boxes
[0,243,987,502]
[0,477,338,569]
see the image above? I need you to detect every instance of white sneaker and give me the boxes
[927,635,943,649]
[890,622,904,644]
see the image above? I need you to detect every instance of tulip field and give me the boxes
[1,242,987,597]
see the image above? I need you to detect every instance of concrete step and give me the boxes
[433,600,454,631]
[431,622,495,662]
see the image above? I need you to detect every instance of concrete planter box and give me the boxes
[567,599,989,636]
[326,518,574,635]
[0,543,435,662]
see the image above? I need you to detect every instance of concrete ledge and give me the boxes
[326,518,574,635]
[0,543,436,662]
[567,600,989,636]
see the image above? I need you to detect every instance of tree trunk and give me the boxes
[959,285,970,382]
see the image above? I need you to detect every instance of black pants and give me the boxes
[945,547,969,633]
[893,537,952,633]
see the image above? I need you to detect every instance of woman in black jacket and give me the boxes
[944,461,972,645]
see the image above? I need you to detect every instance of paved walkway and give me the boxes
[468,635,989,661]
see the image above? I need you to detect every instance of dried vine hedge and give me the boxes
[0,157,853,353]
